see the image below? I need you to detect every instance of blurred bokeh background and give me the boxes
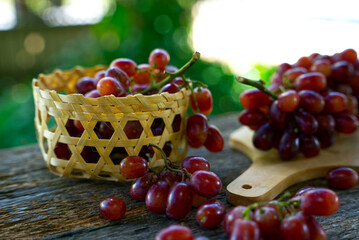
[1,0,359,149]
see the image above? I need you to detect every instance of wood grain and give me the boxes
[0,113,358,239]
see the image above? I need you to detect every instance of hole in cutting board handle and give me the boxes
[242,184,252,189]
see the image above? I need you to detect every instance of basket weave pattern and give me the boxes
[33,66,189,181]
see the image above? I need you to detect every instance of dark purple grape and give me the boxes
[299,134,321,158]
[278,130,299,160]
[130,173,156,201]
[335,113,358,134]
[76,77,97,95]
[298,90,324,114]
[106,67,130,89]
[252,123,276,150]
[295,111,318,135]
[166,182,193,220]
[146,181,170,213]
[315,130,336,149]
[269,101,291,128]
[316,114,335,132]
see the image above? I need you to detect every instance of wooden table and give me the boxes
[0,113,358,239]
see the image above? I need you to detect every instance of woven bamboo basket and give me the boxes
[33,66,190,182]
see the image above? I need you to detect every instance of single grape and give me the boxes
[149,48,170,72]
[124,120,143,139]
[119,156,148,179]
[295,186,316,197]
[326,167,359,189]
[196,199,226,229]
[76,77,97,95]
[278,130,299,160]
[65,119,81,137]
[296,72,327,92]
[204,125,224,153]
[186,113,209,148]
[310,59,332,77]
[146,181,170,213]
[189,170,222,198]
[84,89,101,98]
[238,109,267,128]
[335,113,358,134]
[133,64,151,85]
[172,77,185,86]
[99,196,126,221]
[106,67,130,89]
[277,90,300,112]
[316,114,335,132]
[224,206,253,237]
[345,95,358,115]
[230,219,260,240]
[239,89,271,110]
[252,123,276,150]
[190,87,213,116]
[74,119,84,132]
[159,83,180,94]
[330,61,353,82]
[283,67,308,84]
[298,90,325,114]
[97,77,126,97]
[130,173,156,201]
[94,70,106,84]
[166,182,193,220]
[324,92,348,113]
[299,134,320,158]
[110,58,137,77]
[155,225,193,240]
[277,63,292,76]
[269,101,291,128]
[280,214,310,240]
[301,188,340,216]
[338,48,357,64]
[253,206,280,237]
[54,142,71,160]
[98,122,114,139]
[297,212,327,240]
[160,170,178,186]
[315,130,336,149]
[295,110,318,135]
[181,156,210,174]
[294,56,312,69]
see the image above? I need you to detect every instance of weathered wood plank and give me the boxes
[0,113,358,239]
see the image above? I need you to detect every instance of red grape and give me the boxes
[299,134,320,158]
[54,142,71,160]
[269,101,291,128]
[311,59,332,77]
[196,200,226,229]
[253,206,280,237]
[84,89,101,98]
[296,72,327,92]
[295,186,316,197]
[110,58,137,77]
[99,196,126,221]
[76,77,97,95]
[186,113,209,148]
[330,61,353,82]
[133,64,151,85]
[230,219,260,240]
[149,48,170,72]
[238,109,267,128]
[295,56,312,69]
[204,125,224,153]
[277,63,292,76]
[189,170,222,198]
[130,173,156,201]
[159,83,180,94]
[94,70,106,84]
[181,156,210,174]
[316,114,335,132]
[106,67,130,89]
[119,156,148,179]
[326,167,359,189]
[224,206,252,236]
[124,120,143,139]
[334,113,358,134]
[277,90,300,112]
[97,77,126,97]
[324,92,348,113]
[190,87,213,116]
[155,225,193,240]
[160,170,178,186]
[297,212,327,240]
[280,214,310,240]
[339,48,357,64]
[240,89,271,110]
[301,188,340,216]
[315,130,336,149]
[146,181,170,213]
[298,90,325,114]
[295,111,318,135]
[278,130,299,160]
[283,67,308,84]
[166,182,193,220]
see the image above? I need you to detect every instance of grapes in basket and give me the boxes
[55,49,223,164]
[237,48,359,160]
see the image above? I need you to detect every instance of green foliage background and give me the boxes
[0,0,275,149]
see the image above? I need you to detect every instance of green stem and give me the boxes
[236,76,278,100]
[186,79,200,113]
[141,52,201,94]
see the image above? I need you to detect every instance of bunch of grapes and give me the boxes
[54,49,224,163]
[99,144,222,221]
[238,48,359,160]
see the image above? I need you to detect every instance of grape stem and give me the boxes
[236,76,278,100]
[148,143,192,179]
[141,52,201,94]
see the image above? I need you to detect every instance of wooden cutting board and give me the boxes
[227,126,359,206]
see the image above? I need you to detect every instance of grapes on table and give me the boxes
[99,196,126,221]
[238,48,359,160]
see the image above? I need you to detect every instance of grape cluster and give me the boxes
[54,49,224,163]
[238,48,359,160]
